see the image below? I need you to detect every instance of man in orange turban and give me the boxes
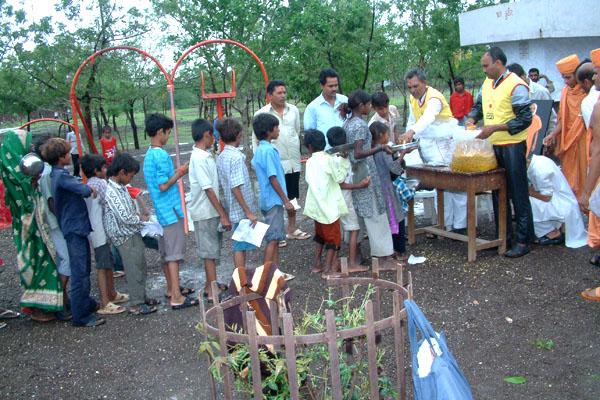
[579,48,600,300]
[543,54,588,199]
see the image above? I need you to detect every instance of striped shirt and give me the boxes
[217,145,257,224]
[103,179,143,247]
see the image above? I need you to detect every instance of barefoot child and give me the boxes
[81,154,127,315]
[188,119,232,301]
[104,153,158,315]
[216,119,259,268]
[326,126,371,272]
[251,113,294,265]
[303,129,351,277]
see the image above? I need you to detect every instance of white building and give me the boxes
[459,0,600,100]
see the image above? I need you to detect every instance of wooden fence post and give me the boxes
[325,309,343,400]
[283,313,300,399]
[246,311,263,399]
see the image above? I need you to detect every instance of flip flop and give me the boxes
[145,298,160,307]
[97,302,126,315]
[278,240,288,248]
[286,229,311,240]
[203,282,229,299]
[0,309,20,319]
[282,273,295,281]
[130,304,157,316]
[171,297,200,310]
[589,255,600,267]
[581,287,600,302]
[111,292,130,304]
[165,286,197,299]
[113,271,126,278]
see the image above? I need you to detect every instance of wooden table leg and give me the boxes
[408,199,415,245]
[467,190,477,262]
[436,189,445,231]
[497,182,507,255]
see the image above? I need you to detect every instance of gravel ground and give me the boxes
[1,144,600,399]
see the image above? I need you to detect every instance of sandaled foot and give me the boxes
[589,255,600,267]
[130,304,157,316]
[111,292,129,304]
[347,265,369,273]
[171,297,200,310]
[0,308,20,319]
[165,286,196,299]
[97,302,126,315]
[581,287,600,302]
[287,229,311,240]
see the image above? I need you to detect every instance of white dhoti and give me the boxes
[417,119,467,230]
[527,155,587,248]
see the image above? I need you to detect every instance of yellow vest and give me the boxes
[409,87,453,122]
[481,72,529,145]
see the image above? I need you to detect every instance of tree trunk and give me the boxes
[446,58,456,94]
[26,112,31,132]
[99,105,109,127]
[93,111,102,138]
[126,99,139,150]
[112,114,124,149]
[361,1,376,89]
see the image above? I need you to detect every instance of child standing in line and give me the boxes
[303,129,351,277]
[99,125,118,165]
[251,113,294,265]
[44,138,104,327]
[326,127,371,273]
[33,134,71,316]
[81,154,128,315]
[143,113,198,310]
[216,119,258,269]
[188,119,232,301]
[369,92,401,143]
[369,121,413,261]
[104,153,158,315]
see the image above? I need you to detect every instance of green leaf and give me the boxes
[504,375,527,385]
[534,339,555,350]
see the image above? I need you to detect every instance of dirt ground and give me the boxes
[1,143,600,399]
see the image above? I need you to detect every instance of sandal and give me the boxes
[165,286,196,299]
[203,282,228,298]
[171,297,200,310]
[286,229,311,240]
[278,240,288,248]
[282,273,295,281]
[111,292,130,304]
[145,298,160,307]
[97,302,126,315]
[130,304,157,315]
[581,287,600,302]
[113,271,126,278]
[590,255,600,267]
[0,308,20,319]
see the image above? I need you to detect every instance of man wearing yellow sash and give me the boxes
[466,46,533,258]
[579,48,600,301]
[402,69,467,233]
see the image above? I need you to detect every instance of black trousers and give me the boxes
[71,153,80,177]
[492,141,534,246]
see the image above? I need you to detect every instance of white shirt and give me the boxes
[527,155,587,248]
[188,146,220,221]
[406,96,443,137]
[582,87,600,129]
[66,131,78,155]
[252,102,301,174]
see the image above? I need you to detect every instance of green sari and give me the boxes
[0,130,62,312]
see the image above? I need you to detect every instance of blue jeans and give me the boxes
[65,233,97,325]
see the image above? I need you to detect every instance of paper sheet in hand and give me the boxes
[290,198,301,210]
[141,216,164,237]
[232,219,270,247]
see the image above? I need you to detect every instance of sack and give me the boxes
[451,139,497,173]
[590,183,600,217]
[404,299,473,400]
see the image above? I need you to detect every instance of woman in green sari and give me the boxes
[0,129,63,321]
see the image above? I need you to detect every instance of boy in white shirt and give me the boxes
[188,119,232,300]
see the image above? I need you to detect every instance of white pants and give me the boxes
[362,212,394,257]
[443,191,468,230]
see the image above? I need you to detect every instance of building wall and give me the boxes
[496,37,599,101]
[459,0,600,45]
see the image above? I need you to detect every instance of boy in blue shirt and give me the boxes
[143,113,198,310]
[251,113,294,265]
[44,138,104,327]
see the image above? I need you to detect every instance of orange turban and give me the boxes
[556,54,580,74]
[591,48,600,68]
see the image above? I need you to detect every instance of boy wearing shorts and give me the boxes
[188,119,232,300]
[216,119,258,269]
[251,113,294,265]
[143,113,198,310]
[81,154,128,315]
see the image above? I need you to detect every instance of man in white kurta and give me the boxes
[527,154,587,248]
[403,69,466,231]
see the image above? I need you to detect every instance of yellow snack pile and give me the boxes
[451,139,498,173]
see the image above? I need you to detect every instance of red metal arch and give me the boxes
[69,46,172,156]
[19,118,78,132]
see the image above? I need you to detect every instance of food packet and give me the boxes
[451,139,498,173]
